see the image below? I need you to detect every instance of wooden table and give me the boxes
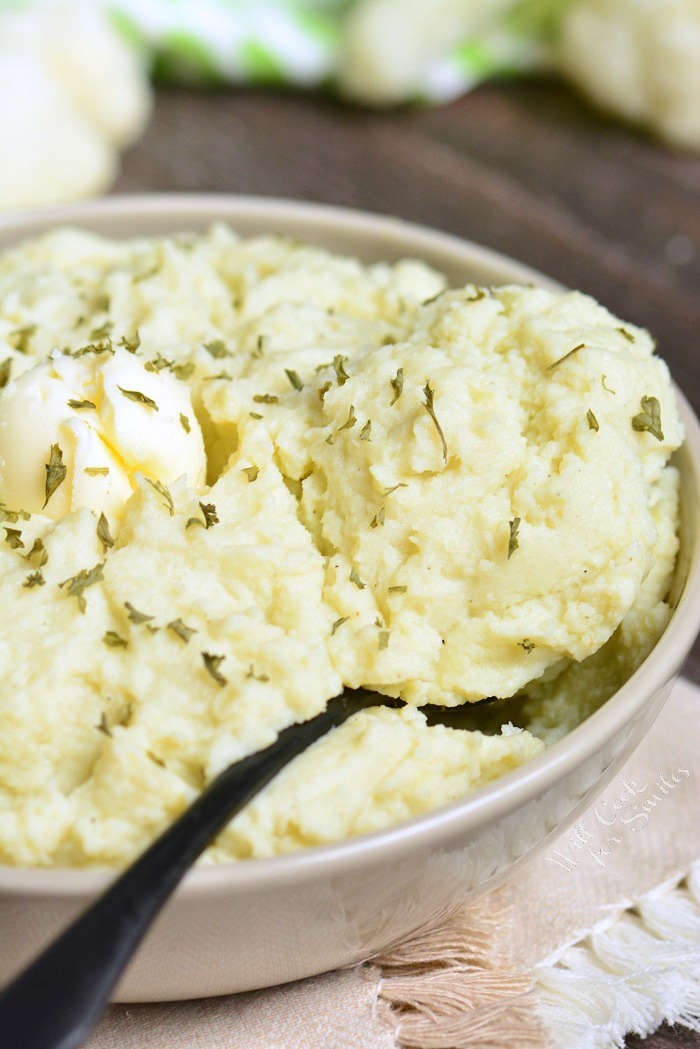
[115,81,700,1049]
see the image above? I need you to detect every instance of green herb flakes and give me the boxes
[242,466,259,483]
[43,443,67,509]
[201,502,219,528]
[9,324,36,354]
[0,504,28,524]
[602,374,616,395]
[180,413,191,434]
[96,713,112,738]
[388,585,407,594]
[25,538,47,567]
[338,404,357,432]
[84,467,109,477]
[202,651,227,686]
[422,381,448,462]
[96,513,114,551]
[173,362,195,381]
[285,368,303,391]
[0,358,12,389]
[359,419,372,441]
[90,321,113,341]
[378,630,390,650]
[60,562,104,613]
[144,354,172,374]
[118,332,140,354]
[146,749,165,768]
[518,639,535,653]
[618,327,635,343]
[318,381,332,402]
[103,631,128,649]
[370,506,385,528]
[184,501,219,530]
[204,339,230,359]
[67,399,96,411]
[252,334,266,358]
[23,571,45,589]
[586,409,600,432]
[390,367,404,405]
[145,478,174,516]
[247,665,270,683]
[125,601,154,625]
[333,355,350,386]
[383,483,408,497]
[4,527,23,549]
[331,616,349,635]
[253,393,279,404]
[632,396,664,442]
[118,386,159,411]
[547,343,585,371]
[249,411,263,420]
[508,517,521,559]
[349,567,366,590]
[168,618,197,643]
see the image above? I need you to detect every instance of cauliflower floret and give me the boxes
[0,0,151,210]
[559,0,700,150]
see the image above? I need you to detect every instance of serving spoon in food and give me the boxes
[0,688,512,1049]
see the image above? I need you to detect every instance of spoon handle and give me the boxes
[0,690,374,1049]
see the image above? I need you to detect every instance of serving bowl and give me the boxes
[0,195,699,1002]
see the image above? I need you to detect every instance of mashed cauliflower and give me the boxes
[0,226,683,867]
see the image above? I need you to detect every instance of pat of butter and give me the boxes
[0,348,206,519]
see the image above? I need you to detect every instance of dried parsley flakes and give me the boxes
[125,601,154,625]
[631,396,664,442]
[0,358,12,389]
[508,517,521,559]
[202,651,227,686]
[167,618,197,643]
[333,355,350,386]
[422,381,448,462]
[44,444,67,508]
[60,562,104,613]
[118,386,159,411]
[97,513,114,551]
[285,369,303,391]
[338,405,357,432]
[547,343,585,371]
[103,631,128,649]
[390,367,404,406]
[23,571,45,589]
[204,339,230,359]
[4,527,23,549]
[349,567,366,589]
[145,478,174,516]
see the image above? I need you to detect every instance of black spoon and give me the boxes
[0,688,513,1049]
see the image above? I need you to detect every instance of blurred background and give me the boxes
[1,0,698,421]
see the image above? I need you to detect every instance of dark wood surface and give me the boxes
[114,83,699,1048]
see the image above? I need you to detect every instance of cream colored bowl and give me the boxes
[0,196,699,1002]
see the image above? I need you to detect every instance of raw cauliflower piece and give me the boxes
[559,0,700,150]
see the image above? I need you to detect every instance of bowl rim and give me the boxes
[0,193,698,898]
